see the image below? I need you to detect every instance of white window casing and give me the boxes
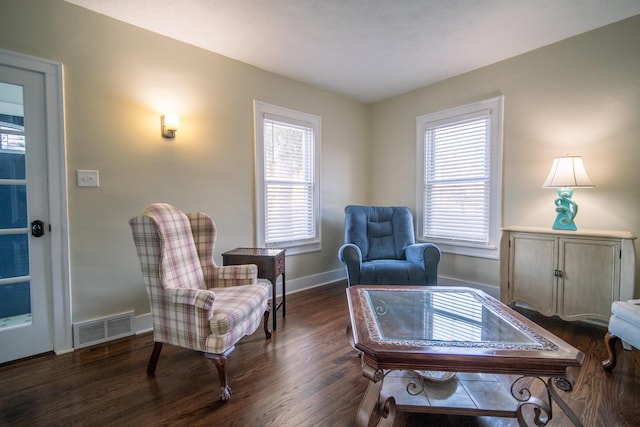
[416,96,503,259]
[254,101,321,255]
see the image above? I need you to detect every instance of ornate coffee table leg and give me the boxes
[549,377,584,427]
[511,376,583,427]
[356,364,396,427]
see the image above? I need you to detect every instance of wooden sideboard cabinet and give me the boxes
[500,226,636,324]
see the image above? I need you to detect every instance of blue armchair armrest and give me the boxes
[338,243,363,286]
[405,243,441,285]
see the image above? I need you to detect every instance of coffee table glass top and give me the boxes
[348,286,584,384]
[359,287,557,351]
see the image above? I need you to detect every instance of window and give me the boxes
[416,96,503,259]
[254,101,321,254]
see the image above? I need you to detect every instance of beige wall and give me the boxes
[371,15,640,294]
[0,0,370,322]
[2,0,638,326]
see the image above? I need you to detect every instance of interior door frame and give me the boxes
[0,48,72,355]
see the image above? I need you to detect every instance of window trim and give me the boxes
[416,96,503,259]
[254,100,321,255]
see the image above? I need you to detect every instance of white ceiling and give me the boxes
[64,0,640,103]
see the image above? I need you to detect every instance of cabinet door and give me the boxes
[509,233,557,316]
[558,237,620,322]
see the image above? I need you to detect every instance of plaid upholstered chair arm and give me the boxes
[208,264,258,288]
[171,288,216,311]
[163,288,217,350]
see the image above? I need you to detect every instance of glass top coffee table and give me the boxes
[346,285,585,427]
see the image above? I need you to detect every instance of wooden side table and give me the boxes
[222,247,285,331]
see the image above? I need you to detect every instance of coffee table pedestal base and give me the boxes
[357,368,583,427]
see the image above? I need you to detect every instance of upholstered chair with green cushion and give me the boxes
[129,203,271,401]
[338,205,441,286]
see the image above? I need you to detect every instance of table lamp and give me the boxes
[542,156,594,230]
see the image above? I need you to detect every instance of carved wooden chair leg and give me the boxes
[147,342,163,376]
[602,331,620,371]
[264,309,272,339]
[206,347,235,401]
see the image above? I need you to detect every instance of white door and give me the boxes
[0,64,54,363]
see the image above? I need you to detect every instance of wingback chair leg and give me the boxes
[602,331,620,371]
[147,342,163,376]
[264,309,272,339]
[206,347,235,401]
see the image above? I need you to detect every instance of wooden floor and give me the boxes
[1,281,638,426]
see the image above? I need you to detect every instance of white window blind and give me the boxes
[254,101,321,254]
[424,112,491,243]
[263,115,316,244]
[416,96,503,259]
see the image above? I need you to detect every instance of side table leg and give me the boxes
[282,272,286,317]
[271,279,277,331]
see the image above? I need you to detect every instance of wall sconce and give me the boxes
[161,113,179,138]
[543,155,594,231]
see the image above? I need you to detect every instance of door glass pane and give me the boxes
[0,184,27,228]
[0,281,31,329]
[0,234,29,278]
[0,82,25,180]
[0,148,25,180]
[0,82,30,331]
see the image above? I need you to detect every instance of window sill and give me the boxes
[264,241,321,256]
[419,239,499,260]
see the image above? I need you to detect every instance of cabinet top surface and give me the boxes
[501,226,635,240]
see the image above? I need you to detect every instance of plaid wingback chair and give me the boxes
[129,203,271,401]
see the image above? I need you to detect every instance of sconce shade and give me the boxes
[161,113,179,138]
[543,156,594,188]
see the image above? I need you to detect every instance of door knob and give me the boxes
[31,220,45,237]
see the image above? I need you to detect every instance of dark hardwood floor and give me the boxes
[1,281,638,426]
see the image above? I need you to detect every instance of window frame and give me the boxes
[416,96,503,259]
[254,100,322,255]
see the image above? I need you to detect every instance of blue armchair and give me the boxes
[338,205,440,286]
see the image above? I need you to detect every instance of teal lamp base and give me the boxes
[552,188,578,231]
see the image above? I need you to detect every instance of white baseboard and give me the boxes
[134,268,348,334]
[133,270,500,334]
[135,313,153,334]
[283,268,347,296]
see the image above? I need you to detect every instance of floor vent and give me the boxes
[73,311,135,349]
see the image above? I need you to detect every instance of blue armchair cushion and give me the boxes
[345,205,415,261]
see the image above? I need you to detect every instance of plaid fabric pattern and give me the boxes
[129,203,267,354]
[143,204,205,290]
[187,212,257,288]
[207,284,269,353]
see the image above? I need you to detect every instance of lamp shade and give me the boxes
[543,156,594,188]
[163,113,179,131]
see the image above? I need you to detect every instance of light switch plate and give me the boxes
[77,169,100,187]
